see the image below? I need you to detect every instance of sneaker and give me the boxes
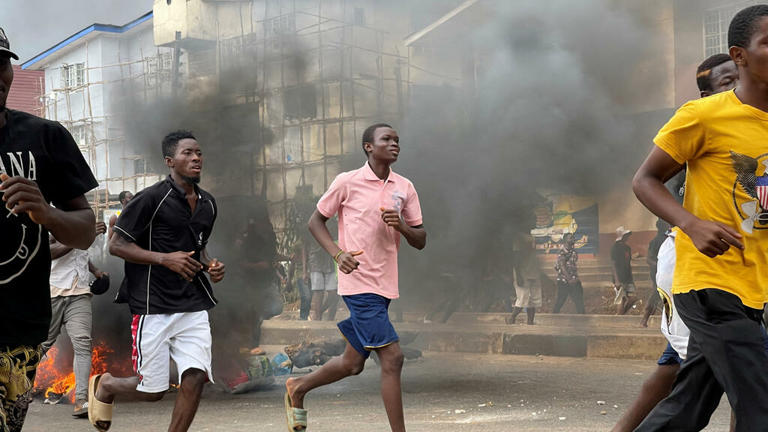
[72,399,88,418]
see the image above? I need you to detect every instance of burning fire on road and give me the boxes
[33,341,131,403]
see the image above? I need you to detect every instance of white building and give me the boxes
[22,12,172,211]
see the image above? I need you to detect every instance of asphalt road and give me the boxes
[23,352,730,432]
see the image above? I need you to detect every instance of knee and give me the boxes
[181,368,208,390]
[70,333,92,351]
[145,391,166,402]
[380,351,404,374]
[343,358,365,376]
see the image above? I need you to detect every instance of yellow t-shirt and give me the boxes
[654,89,768,309]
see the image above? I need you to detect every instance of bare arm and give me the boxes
[632,146,743,257]
[45,203,96,250]
[632,148,691,231]
[308,210,362,274]
[108,214,117,239]
[49,236,73,260]
[109,233,202,281]
[308,210,342,259]
[88,260,105,278]
[380,208,427,250]
[0,176,96,249]
[399,224,427,250]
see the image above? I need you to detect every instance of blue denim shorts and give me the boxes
[337,293,399,359]
[657,342,683,366]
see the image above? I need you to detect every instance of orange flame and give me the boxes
[34,341,127,403]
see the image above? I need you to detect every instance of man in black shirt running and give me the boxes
[90,130,225,432]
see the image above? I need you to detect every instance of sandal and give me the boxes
[88,374,113,431]
[284,391,307,431]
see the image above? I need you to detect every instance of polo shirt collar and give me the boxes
[362,162,394,183]
[166,175,201,198]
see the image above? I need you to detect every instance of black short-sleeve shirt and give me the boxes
[114,176,218,315]
[0,109,98,348]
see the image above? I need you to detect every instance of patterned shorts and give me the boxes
[0,345,42,432]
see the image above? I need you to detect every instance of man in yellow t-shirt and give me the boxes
[612,53,738,432]
[632,5,768,431]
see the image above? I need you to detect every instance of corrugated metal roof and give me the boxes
[22,11,153,70]
[7,65,44,116]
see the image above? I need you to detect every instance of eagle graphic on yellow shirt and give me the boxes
[730,150,768,233]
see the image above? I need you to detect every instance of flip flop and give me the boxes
[284,391,308,431]
[88,374,114,431]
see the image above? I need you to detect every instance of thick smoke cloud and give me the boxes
[93,0,667,345]
[396,0,664,307]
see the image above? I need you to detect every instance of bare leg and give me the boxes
[168,368,207,432]
[95,373,165,404]
[623,296,638,315]
[640,290,659,327]
[506,307,523,324]
[377,342,406,432]
[285,342,366,409]
[610,364,678,432]
[640,307,653,327]
[310,292,324,321]
[526,307,536,325]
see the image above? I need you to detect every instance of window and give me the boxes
[69,125,90,147]
[703,2,756,57]
[60,63,85,88]
[354,8,365,26]
[147,53,173,75]
[266,14,296,49]
[268,14,295,35]
[162,52,173,71]
[134,158,146,175]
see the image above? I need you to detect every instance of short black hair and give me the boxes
[162,130,196,158]
[361,123,393,156]
[728,5,768,49]
[118,190,132,203]
[696,53,733,92]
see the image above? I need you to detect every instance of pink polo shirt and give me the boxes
[317,162,423,299]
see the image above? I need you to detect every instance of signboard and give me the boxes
[531,194,598,255]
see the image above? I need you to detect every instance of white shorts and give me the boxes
[131,311,214,393]
[656,232,690,359]
[514,278,543,308]
[310,271,337,292]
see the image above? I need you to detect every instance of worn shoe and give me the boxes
[73,399,88,418]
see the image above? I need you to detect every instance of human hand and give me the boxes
[95,221,107,235]
[207,258,226,283]
[380,207,405,232]
[336,250,363,274]
[0,173,50,224]
[160,251,203,281]
[682,217,743,258]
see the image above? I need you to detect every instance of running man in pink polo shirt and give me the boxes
[284,123,426,432]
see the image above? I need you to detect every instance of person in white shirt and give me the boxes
[41,221,107,418]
